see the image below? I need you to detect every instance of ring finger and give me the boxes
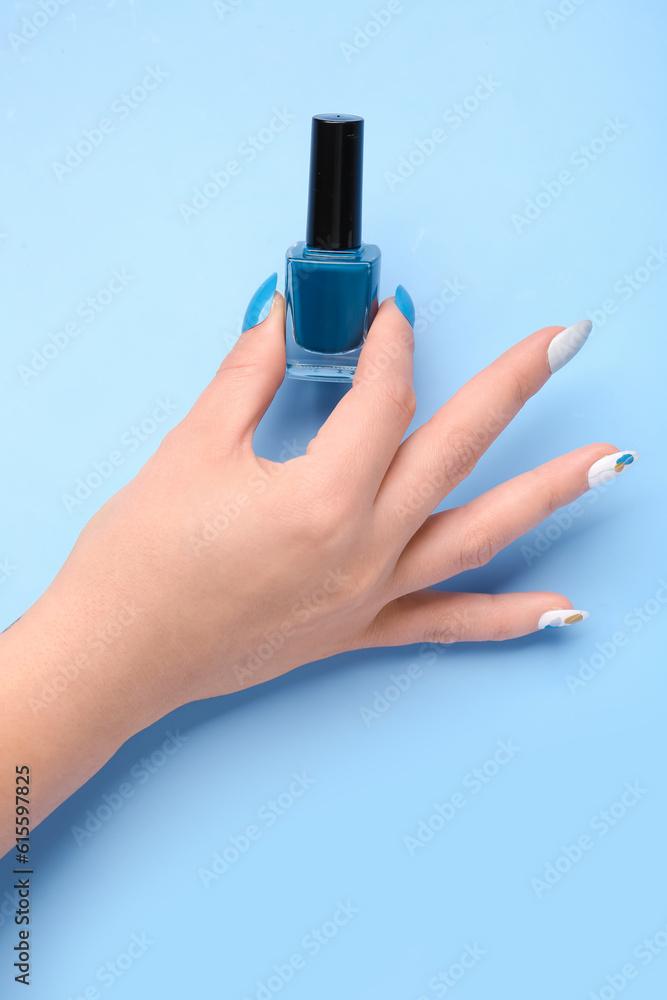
[389,443,638,598]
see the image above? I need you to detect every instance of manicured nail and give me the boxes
[242,272,278,332]
[538,609,589,629]
[547,319,592,373]
[395,285,415,327]
[587,450,638,488]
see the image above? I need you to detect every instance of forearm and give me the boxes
[0,575,172,858]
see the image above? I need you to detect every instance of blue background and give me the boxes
[1,1,666,997]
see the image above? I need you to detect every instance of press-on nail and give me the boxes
[587,451,638,488]
[242,272,278,332]
[547,320,592,373]
[538,609,590,629]
[395,285,415,327]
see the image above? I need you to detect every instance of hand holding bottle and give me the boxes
[0,289,637,852]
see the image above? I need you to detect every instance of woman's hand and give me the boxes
[0,286,637,847]
[14,287,637,709]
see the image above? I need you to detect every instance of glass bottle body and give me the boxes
[285,241,381,382]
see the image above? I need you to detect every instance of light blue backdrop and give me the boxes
[1,1,666,998]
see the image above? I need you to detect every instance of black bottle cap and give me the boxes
[306,114,364,251]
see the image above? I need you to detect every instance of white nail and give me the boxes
[587,450,638,489]
[538,609,590,629]
[547,320,592,373]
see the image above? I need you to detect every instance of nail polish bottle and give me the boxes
[285,114,381,382]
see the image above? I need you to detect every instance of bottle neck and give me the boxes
[302,242,365,258]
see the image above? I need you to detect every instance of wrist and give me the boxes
[1,579,173,785]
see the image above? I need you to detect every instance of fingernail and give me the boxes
[538,609,589,629]
[394,285,415,327]
[587,450,638,488]
[242,272,278,332]
[547,319,592,373]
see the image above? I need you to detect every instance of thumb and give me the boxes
[191,273,286,450]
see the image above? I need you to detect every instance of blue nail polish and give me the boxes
[242,272,278,332]
[394,285,415,327]
[285,114,381,382]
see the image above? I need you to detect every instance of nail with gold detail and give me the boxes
[538,609,590,629]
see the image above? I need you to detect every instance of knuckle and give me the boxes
[444,434,477,489]
[509,369,533,410]
[492,619,516,641]
[216,332,267,383]
[457,520,499,572]
[423,607,467,645]
[378,375,417,422]
[152,422,196,472]
[218,356,264,386]
[542,483,565,519]
[155,423,178,454]
[288,486,350,546]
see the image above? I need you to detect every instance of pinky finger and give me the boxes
[358,590,589,646]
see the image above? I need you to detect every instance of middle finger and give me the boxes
[375,320,592,531]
